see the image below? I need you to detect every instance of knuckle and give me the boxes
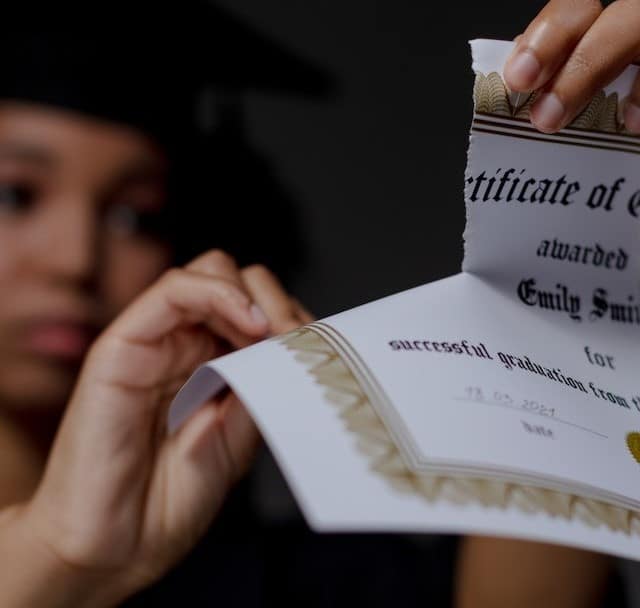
[621,0,640,20]
[205,248,235,266]
[566,0,602,18]
[214,281,237,302]
[210,277,245,303]
[203,276,230,298]
[243,263,271,279]
[564,49,606,88]
[189,249,236,274]
[537,0,601,44]
[244,265,287,294]
[162,267,184,286]
[536,0,597,29]
[583,0,602,13]
[565,48,596,76]
[610,0,635,9]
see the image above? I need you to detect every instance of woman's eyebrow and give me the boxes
[113,158,166,185]
[0,141,55,166]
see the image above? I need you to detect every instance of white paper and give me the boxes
[169,40,640,560]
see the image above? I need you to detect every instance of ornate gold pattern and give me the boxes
[282,327,640,535]
[474,71,627,133]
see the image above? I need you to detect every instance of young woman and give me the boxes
[0,3,314,606]
[457,1,640,606]
[2,0,638,605]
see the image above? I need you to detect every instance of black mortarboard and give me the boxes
[0,0,333,279]
[0,0,333,145]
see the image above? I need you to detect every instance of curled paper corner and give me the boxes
[168,364,228,433]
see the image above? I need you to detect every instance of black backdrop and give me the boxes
[215,0,547,314]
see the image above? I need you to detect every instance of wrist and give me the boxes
[0,503,125,608]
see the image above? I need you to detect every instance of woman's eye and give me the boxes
[0,183,35,215]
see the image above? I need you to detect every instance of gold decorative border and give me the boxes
[474,71,627,134]
[281,326,640,536]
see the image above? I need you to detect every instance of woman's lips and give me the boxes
[23,321,96,360]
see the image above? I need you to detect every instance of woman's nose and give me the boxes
[36,197,99,286]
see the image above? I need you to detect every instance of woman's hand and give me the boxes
[504,0,640,133]
[1,250,311,607]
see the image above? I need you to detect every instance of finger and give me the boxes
[623,70,640,133]
[530,1,640,133]
[218,395,261,481]
[160,402,235,555]
[504,0,602,92]
[155,326,218,388]
[186,249,270,345]
[242,265,304,335]
[186,249,243,287]
[201,313,260,350]
[161,394,260,552]
[292,297,315,324]
[106,268,269,347]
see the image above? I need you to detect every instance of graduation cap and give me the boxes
[0,0,334,145]
[0,0,332,279]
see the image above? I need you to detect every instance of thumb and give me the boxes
[218,395,261,482]
[161,395,260,538]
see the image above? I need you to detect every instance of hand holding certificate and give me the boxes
[172,39,640,561]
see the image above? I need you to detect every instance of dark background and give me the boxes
[215,0,546,315]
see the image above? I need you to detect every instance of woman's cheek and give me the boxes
[102,237,172,317]
[0,221,35,328]
[0,223,23,282]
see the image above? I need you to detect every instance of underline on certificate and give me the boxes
[454,397,608,439]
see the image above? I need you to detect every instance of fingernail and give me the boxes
[624,100,640,133]
[504,49,541,91]
[250,304,269,329]
[531,92,565,133]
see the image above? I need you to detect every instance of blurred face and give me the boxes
[0,103,172,413]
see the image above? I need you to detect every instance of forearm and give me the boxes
[455,536,611,608]
[0,505,121,608]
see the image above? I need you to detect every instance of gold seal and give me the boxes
[627,432,640,463]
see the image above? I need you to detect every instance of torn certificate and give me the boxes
[170,39,640,560]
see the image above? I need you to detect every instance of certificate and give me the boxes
[170,40,640,560]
